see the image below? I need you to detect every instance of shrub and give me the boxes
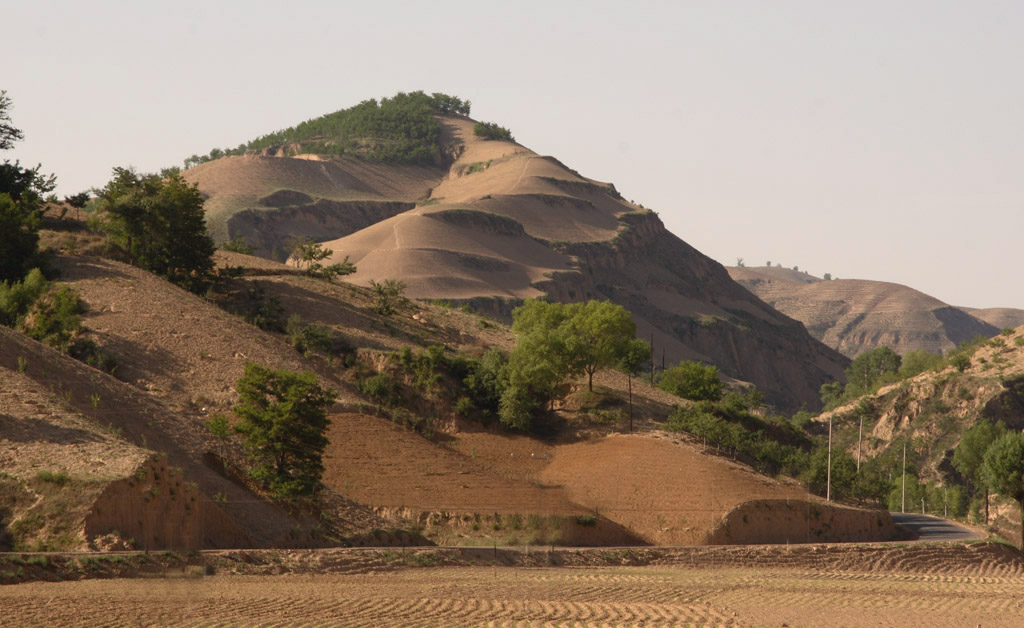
[359,373,399,405]
[658,361,723,401]
[0,267,47,327]
[21,285,83,351]
[221,235,255,255]
[205,413,232,441]
[370,279,406,316]
[473,121,514,142]
[36,470,70,485]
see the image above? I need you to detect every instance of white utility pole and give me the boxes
[901,442,907,514]
[826,416,833,502]
[857,416,863,472]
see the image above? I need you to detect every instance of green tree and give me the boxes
[473,121,514,141]
[953,419,1006,523]
[291,237,356,281]
[981,432,1024,549]
[845,346,901,392]
[803,446,858,501]
[369,279,406,316]
[0,91,54,283]
[658,361,723,402]
[562,300,637,391]
[92,167,216,293]
[233,363,336,498]
[898,349,944,379]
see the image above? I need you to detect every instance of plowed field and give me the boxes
[4,549,1024,627]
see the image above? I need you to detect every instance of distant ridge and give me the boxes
[730,266,1001,357]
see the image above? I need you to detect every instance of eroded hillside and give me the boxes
[730,266,1000,358]
[185,106,848,412]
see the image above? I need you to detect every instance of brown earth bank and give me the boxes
[2,543,1023,628]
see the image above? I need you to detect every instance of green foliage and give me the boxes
[898,349,945,379]
[846,347,901,392]
[291,238,356,281]
[1,92,55,284]
[92,167,216,293]
[0,267,47,327]
[803,446,858,500]
[233,363,336,498]
[35,470,70,485]
[358,373,400,406]
[458,348,509,417]
[205,413,232,441]
[21,286,83,351]
[0,194,43,283]
[948,352,971,373]
[286,315,350,360]
[619,337,651,376]
[238,286,285,332]
[370,279,406,316]
[473,121,514,141]
[221,235,255,255]
[665,400,809,477]
[658,361,723,402]
[63,192,90,209]
[982,432,1024,506]
[953,420,1007,495]
[188,91,467,166]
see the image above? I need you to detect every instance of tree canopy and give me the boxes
[185,91,471,168]
[0,91,53,283]
[499,299,640,429]
[845,346,902,392]
[658,361,723,402]
[982,432,1024,548]
[233,363,336,498]
[92,167,216,293]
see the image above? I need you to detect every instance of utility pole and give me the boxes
[649,332,655,386]
[857,416,863,473]
[627,374,633,433]
[901,442,907,514]
[826,416,833,502]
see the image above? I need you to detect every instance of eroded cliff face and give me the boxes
[228,199,416,259]
[535,212,849,413]
[85,457,250,551]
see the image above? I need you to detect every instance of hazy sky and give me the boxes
[6,1,1023,308]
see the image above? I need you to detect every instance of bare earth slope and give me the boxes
[186,113,847,412]
[960,306,1024,330]
[730,266,999,357]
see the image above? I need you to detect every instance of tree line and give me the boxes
[183,91,472,169]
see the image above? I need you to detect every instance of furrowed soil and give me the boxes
[2,542,1023,627]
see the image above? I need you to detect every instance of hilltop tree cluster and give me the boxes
[184,91,472,168]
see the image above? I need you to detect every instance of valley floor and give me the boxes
[3,543,1023,627]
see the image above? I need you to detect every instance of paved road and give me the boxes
[890,513,981,541]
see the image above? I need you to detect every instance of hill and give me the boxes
[184,96,848,413]
[4,218,893,552]
[730,266,1000,358]
[816,327,1024,544]
[960,307,1024,331]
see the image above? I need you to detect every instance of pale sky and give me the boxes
[6,1,1023,309]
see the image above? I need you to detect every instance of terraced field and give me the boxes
[4,544,1024,627]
